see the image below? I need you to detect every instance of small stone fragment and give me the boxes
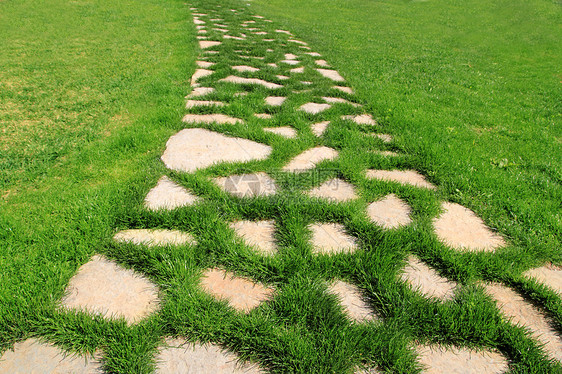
[310,223,358,255]
[182,114,242,125]
[366,169,436,190]
[265,96,286,106]
[264,127,297,138]
[145,176,200,211]
[230,220,277,255]
[367,194,412,229]
[311,121,330,137]
[214,172,277,198]
[416,345,509,374]
[317,68,345,82]
[401,256,457,300]
[328,280,378,322]
[308,178,358,202]
[219,75,283,89]
[524,264,562,295]
[114,229,195,247]
[283,146,338,172]
[299,102,331,114]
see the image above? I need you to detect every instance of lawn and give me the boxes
[0,0,560,372]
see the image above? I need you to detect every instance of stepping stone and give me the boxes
[290,67,305,74]
[0,339,102,374]
[267,63,278,68]
[191,69,213,87]
[214,28,228,33]
[255,31,268,35]
[276,75,289,80]
[232,65,260,73]
[327,280,378,322]
[342,114,377,126]
[253,15,264,19]
[186,87,215,98]
[200,269,274,312]
[484,283,562,362]
[367,194,412,229]
[214,172,277,198]
[433,202,505,252]
[416,345,508,374]
[196,25,205,30]
[280,59,300,65]
[317,68,345,82]
[162,129,271,173]
[333,85,354,94]
[185,100,225,108]
[306,52,322,57]
[265,96,286,106]
[368,133,393,143]
[155,338,263,374]
[263,39,275,42]
[61,255,160,324]
[371,150,399,157]
[315,59,330,67]
[145,176,200,211]
[299,102,331,114]
[114,229,195,246]
[182,114,242,125]
[196,36,208,40]
[197,29,207,34]
[219,75,283,89]
[366,169,436,190]
[264,127,297,138]
[524,264,562,295]
[193,18,205,25]
[309,223,358,255]
[230,220,277,255]
[308,178,358,202]
[311,121,330,137]
[401,256,457,300]
[283,146,339,172]
[223,35,245,40]
[199,40,221,49]
[323,97,350,104]
[284,53,298,60]
[289,39,307,45]
[255,113,272,119]
[276,29,292,35]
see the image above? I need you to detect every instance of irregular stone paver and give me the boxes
[299,102,331,114]
[288,39,307,45]
[114,229,195,246]
[191,69,213,86]
[182,114,242,125]
[484,283,562,362]
[196,60,214,68]
[199,40,221,49]
[254,113,272,119]
[322,97,356,106]
[290,67,305,74]
[311,121,330,137]
[200,269,274,312]
[283,146,339,172]
[263,126,297,138]
[310,223,358,255]
[306,52,322,57]
[276,74,289,80]
[0,339,102,374]
[367,194,412,229]
[327,280,378,322]
[333,86,354,94]
[185,100,225,108]
[162,129,271,173]
[145,176,200,211]
[187,86,215,98]
[366,169,436,190]
[368,133,392,143]
[308,178,358,202]
[524,264,562,295]
[276,29,292,35]
[315,59,330,67]
[280,59,300,65]
[214,172,277,198]
[232,65,260,73]
[230,220,277,255]
[317,68,345,82]
[416,345,508,374]
[155,338,263,374]
[219,75,283,89]
[284,53,298,60]
[265,96,286,106]
[433,202,505,252]
[401,256,457,300]
[61,255,160,324]
[342,114,377,126]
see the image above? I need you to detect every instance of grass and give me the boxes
[1,0,561,372]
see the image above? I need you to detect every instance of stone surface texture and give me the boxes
[524,264,562,295]
[416,345,508,374]
[367,194,412,229]
[182,114,242,125]
[265,96,286,106]
[145,176,200,211]
[310,223,357,255]
[366,169,436,189]
[328,281,377,322]
[219,75,282,89]
[230,220,277,255]
[308,178,358,202]
[114,229,195,247]
[316,68,345,82]
[232,65,260,72]
[299,102,331,114]
[214,172,277,198]
[311,121,330,137]
[342,114,376,126]
[283,146,338,172]
[401,256,457,301]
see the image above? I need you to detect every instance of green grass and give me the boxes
[1,0,561,372]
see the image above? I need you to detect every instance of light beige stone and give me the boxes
[265,96,286,106]
[191,69,213,86]
[524,264,562,295]
[281,60,300,65]
[299,103,331,114]
[156,338,263,374]
[368,133,392,143]
[267,63,278,68]
[327,280,377,322]
[264,127,297,138]
[214,28,228,33]
[196,35,208,40]
[301,81,313,85]
[315,59,330,67]
[367,194,412,229]
[223,35,245,41]
[114,229,195,247]
[290,67,305,74]
[323,97,353,105]
[193,18,205,25]
[276,75,289,80]
[232,65,259,73]
[342,114,377,126]
[254,113,272,119]
[317,68,345,82]
[230,220,276,255]
[185,100,225,109]
[366,169,436,190]
[214,172,277,198]
[306,52,322,57]
[310,223,357,255]
[433,202,505,252]
[196,60,214,68]
[401,256,457,300]
[219,75,283,89]
[254,31,268,36]
[416,345,508,374]
[283,146,338,172]
[311,121,330,137]
[308,178,358,202]
[199,40,221,49]
[371,150,399,157]
[333,86,354,94]
[61,255,160,324]
[484,283,562,362]
[284,53,298,60]
[145,176,200,211]
[289,39,307,45]
[187,87,215,98]
[182,114,242,125]
[276,29,292,35]
[162,129,271,173]
[200,269,274,312]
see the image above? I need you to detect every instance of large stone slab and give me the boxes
[219,75,283,89]
[214,172,277,198]
[230,220,276,255]
[283,146,338,173]
[61,255,160,324]
[365,170,436,190]
[524,264,562,295]
[310,223,357,255]
[114,229,195,247]
[162,129,271,173]
[327,280,378,322]
[367,194,412,229]
[433,202,505,252]
[416,345,508,374]
[145,176,200,211]
[400,256,457,301]
[307,178,358,202]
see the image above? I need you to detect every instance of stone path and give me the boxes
[2,1,560,373]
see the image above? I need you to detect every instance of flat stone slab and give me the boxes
[114,229,195,246]
[401,256,457,301]
[315,59,330,67]
[311,121,330,137]
[200,269,274,312]
[187,87,215,98]
[306,52,322,57]
[342,114,376,126]
[416,345,508,374]
[0,338,102,373]
[265,96,286,106]
[185,100,225,108]
[323,97,357,106]
[368,133,392,143]
[333,86,354,94]
[182,114,242,125]
[219,75,283,89]
[214,172,277,198]
[263,126,297,138]
[290,67,305,74]
[60,255,160,324]
[433,202,505,252]
[145,176,200,211]
[366,169,436,190]
[284,53,298,60]
[367,194,412,229]
[191,69,213,86]
[155,338,263,373]
[327,280,378,322]
[232,65,260,72]
[199,40,221,49]
[276,74,289,80]
[230,220,276,255]
[308,178,358,202]
[283,146,339,173]
[254,113,272,119]
[317,68,345,82]
[524,264,562,295]
[280,59,300,65]
[310,223,358,255]
[484,283,562,362]
[162,129,271,173]
[196,60,215,68]
[299,103,331,114]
